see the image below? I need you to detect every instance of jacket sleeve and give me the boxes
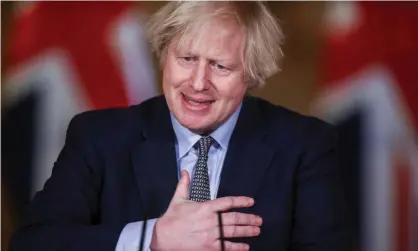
[9,113,125,251]
[290,121,355,251]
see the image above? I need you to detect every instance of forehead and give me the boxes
[174,17,244,62]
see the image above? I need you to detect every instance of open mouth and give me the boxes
[182,93,215,106]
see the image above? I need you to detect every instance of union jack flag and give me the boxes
[2,2,157,220]
[315,2,418,251]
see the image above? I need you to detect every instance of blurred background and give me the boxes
[1,1,417,250]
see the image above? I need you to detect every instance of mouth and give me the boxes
[181,93,215,106]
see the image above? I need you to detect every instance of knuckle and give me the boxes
[224,241,233,250]
[227,197,234,207]
[250,227,256,235]
[232,226,237,236]
[250,215,256,225]
[238,243,249,250]
[246,226,253,235]
[243,226,251,236]
[251,226,260,236]
[232,212,239,223]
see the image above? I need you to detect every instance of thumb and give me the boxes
[172,170,190,202]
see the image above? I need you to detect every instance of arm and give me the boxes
[9,114,127,251]
[290,122,354,251]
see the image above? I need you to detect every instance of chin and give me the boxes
[177,116,213,134]
[182,120,209,133]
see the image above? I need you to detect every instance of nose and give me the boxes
[190,61,210,91]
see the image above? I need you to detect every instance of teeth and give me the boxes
[184,95,212,105]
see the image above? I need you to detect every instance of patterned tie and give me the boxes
[189,136,214,202]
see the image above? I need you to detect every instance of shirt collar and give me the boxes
[170,103,242,159]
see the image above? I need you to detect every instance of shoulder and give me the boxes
[244,96,336,147]
[67,95,165,143]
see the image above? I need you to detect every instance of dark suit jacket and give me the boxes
[10,95,353,251]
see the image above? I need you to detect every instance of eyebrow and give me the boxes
[174,47,239,67]
[181,52,236,65]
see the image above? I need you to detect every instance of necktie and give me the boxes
[189,136,214,202]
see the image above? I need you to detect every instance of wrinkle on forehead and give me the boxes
[174,16,244,63]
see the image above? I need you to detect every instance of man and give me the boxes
[10,2,353,251]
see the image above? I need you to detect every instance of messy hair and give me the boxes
[147,1,284,87]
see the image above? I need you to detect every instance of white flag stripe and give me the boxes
[4,51,90,194]
[109,10,158,105]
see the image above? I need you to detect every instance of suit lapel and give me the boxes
[131,141,178,218]
[217,97,276,200]
[131,97,178,218]
[130,96,276,216]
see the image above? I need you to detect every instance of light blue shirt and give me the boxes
[116,104,242,251]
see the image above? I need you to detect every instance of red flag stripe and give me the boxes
[6,2,140,109]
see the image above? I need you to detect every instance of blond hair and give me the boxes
[147,1,284,88]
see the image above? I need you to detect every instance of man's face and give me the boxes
[162,17,247,134]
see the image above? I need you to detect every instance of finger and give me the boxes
[221,226,260,238]
[213,240,250,251]
[171,170,190,202]
[211,225,260,239]
[221,212,263,226]
[207,196,254,212]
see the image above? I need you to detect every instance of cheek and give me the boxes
[214,78,247,102]
[163,59,191,89]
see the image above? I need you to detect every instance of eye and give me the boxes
[177,56,197,67]
[179,56,196,63]
[210,61,231,75]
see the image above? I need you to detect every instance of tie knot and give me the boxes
[198,136,214,155]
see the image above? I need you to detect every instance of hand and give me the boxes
[150,170,262,251]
